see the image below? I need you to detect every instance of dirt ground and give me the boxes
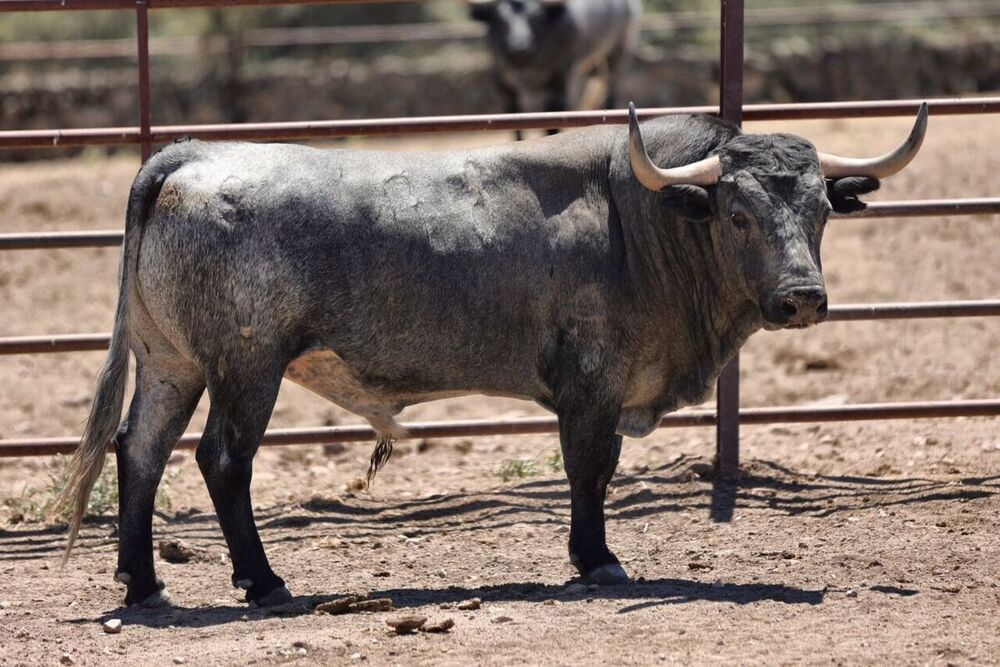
[0,115,998,666]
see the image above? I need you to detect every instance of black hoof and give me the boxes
[132,590,174,609]
[248,586,293,608]
[582,563,631,585]
[119,572,169,607]
[236,574,291,607]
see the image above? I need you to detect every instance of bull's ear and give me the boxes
[469,3,494,21]
[544,3,567,19]
[660,185,712,222]
[827,176,880,214]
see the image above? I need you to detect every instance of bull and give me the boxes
[57,102,927,608]
[469,0,641,137]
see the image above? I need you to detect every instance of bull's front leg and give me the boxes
[557,404,630,585]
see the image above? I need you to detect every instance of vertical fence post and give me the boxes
[136,0,152,163]
[715,0,744,477]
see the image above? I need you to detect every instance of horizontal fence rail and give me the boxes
[3,1,998,61]
[2,198,996,252]
[1,97,998,150]
[3,300,998,356]
[0,0,408,10]
[2,399,998,457]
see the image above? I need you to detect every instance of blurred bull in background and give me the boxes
[469,0,641,137]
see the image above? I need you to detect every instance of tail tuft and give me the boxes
[365,437,395,488]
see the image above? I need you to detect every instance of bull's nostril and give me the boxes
[781,301,798,317]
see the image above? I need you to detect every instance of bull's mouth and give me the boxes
[760,308,828,330]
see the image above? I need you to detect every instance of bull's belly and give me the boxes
[284,348,535,439]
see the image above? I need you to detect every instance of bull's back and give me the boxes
[133,138,613,397]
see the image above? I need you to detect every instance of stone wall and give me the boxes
[1,35,996,159]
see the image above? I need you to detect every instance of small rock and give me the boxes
[315,596,364,615]
[102,619,122,634]
[711,580,725,589]
[846,589,858,598]
[456,598,481,611]
[554,525,570,533]
[158,540,199,564]
[542,599,558,606]
[688,561,713,570]
[422,618,455,633]
[386,614,427,634]
[173,658,186,665]
[492,615,513,624]
[372,570,391,578]
[564,583,587,595]
[438,602,454,610]
[60,654,74,665]
[349,598,394,613]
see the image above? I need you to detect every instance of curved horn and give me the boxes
[628,102,722,192]
[819,102,928,179]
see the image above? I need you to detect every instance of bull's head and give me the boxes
[627,102,928,329]
[468,0,568,62]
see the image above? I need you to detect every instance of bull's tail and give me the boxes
[52,159,172,564]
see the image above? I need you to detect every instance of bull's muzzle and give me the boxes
[766,286,828,328]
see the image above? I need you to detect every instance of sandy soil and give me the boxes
[0,115,998,666]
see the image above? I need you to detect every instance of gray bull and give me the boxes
[470,0,641,133]
[57,103,927,608]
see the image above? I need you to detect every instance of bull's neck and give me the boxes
[613,188,760,379]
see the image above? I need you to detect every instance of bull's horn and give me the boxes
[467,0,497,6]
[628,102,722,191]
[818,102,928,179]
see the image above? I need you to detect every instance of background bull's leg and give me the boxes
[603,42,629,110]
[557,406,629,585]
[196,369,290,607]
[495,74,524,141]
[115,361,204,607]
[544,73,572,136]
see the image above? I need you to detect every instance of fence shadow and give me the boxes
[3,455,997,562]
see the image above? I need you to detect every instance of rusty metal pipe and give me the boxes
[3,300,997,356]
[0,98,997,150]
[0,0,408,11]
[0,198,995,253]
[1,200,997,252]
[2,399,997,458]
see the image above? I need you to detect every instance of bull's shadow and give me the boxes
[68,576,827,630]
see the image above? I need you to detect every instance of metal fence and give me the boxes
[1,0,998,473]
[3,0,998,61]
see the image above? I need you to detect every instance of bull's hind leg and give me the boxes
[557,403,630,585]
[196,366,290,607]
[115,359,204,607]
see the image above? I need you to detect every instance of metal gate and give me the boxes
[1,0,998,474]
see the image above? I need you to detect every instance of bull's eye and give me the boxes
[730,211,750,229]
